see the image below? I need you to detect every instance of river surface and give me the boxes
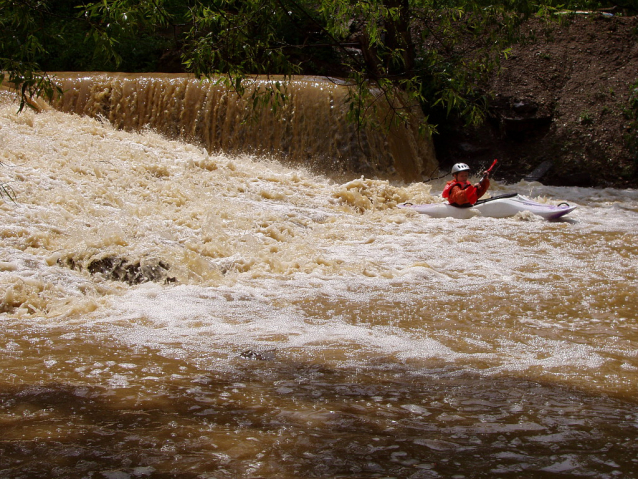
[1,93,637,478]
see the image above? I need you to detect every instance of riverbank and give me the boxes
[435,14,638,188]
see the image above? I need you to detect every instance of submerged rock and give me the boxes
[60,256,176,285]
[240,349,277,361]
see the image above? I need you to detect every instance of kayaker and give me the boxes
[442,163,491,207]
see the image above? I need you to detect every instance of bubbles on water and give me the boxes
[1,85,638,447]
[332,177,435,213]
[512,210,543,221]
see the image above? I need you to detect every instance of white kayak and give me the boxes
[398,194,576,220]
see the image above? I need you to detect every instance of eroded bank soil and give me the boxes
[435,14,638,187]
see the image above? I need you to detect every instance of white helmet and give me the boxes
[451,163,471,174]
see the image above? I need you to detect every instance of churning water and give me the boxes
[1,89,637,478]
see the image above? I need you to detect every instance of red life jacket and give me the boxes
[442,180,478,206]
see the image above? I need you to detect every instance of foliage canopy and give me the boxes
[1,0,635,128]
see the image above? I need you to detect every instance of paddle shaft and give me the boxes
[479,159,498,186]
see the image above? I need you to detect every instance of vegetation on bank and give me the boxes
[627,81,638,166]
[1,0,637,185]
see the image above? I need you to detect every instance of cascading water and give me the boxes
[0,81,637,479]
[51,73,437,181]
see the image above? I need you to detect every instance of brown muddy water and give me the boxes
[0,89,637,478]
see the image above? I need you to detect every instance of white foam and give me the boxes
[1,98,637,393]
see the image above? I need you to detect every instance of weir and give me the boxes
[51,72,437,180]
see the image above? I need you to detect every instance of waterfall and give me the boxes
[51,72,436,180]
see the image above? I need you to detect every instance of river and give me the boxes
[1,86,637,478]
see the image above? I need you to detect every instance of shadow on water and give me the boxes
[1,353,637,479]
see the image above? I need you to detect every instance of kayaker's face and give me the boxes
[455,171,469,182]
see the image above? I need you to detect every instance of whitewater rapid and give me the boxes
[1,92,637,391]
[1,91,637,478]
